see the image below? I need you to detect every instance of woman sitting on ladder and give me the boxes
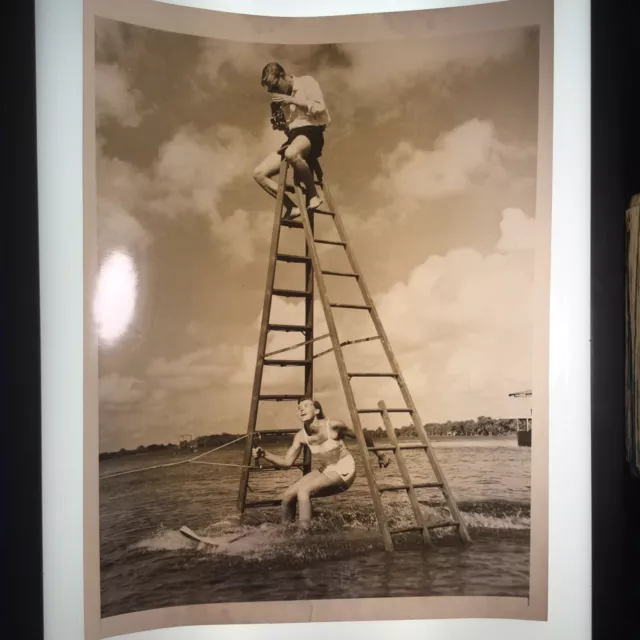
[252,397,391,529]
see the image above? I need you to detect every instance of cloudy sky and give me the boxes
[94,17,539,452]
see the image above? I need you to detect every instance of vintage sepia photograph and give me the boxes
[626,193,640,478]
[85,0,553,635]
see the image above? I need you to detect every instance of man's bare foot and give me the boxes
[308,195,324,211]
[282,207,301,220]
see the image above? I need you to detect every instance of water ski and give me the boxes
[179,525,253,547]
[179,526,218,547]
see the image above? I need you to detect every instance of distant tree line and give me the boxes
[424,416,518,436]
[99,417,519,461]
[362,416,518,439]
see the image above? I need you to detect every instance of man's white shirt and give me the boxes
[283,75,331,130]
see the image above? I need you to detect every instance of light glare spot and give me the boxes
[94,250,137,345]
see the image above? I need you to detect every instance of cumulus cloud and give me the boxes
[343,119,536,240]
[100,373,146,406]
[146,123,280,264]
[497,207,536,252]
[148,388,168,407]
[96,143,153,255]
[97,200,152,254]
[377,247,533,345]
[95,62,142,127]
[96,27,541,445]
[150,124,282,213]
[197,39,268,87]
[96,120,282,264]
[186,321,208,343]
[372,119,532,203]
[95,17,128,57]
[233,207,536,421]
[188,28,531,141]
[369,207,535,419]
[101,204,534,442]
[149,125,246,217]
[146,347,232,391]
[97,144,151,209]
[218,208,273,264]
[92,32,295,266]
[319,29,527,101]
[195,28,528,113]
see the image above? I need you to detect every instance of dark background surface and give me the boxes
[2,0,43,638]
[1,0,639,638]
[591,0,640,637]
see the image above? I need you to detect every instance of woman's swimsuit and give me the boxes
[299,420,356,488]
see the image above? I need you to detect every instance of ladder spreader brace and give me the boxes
[236,156,471,550]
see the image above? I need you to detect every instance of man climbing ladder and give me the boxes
[253,62,329,217]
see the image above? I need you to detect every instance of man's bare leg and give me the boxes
[283,137,324,211]
[253,151,299,212]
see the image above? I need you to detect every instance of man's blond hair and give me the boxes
[261,62,286,89]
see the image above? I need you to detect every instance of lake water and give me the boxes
[99,436,531,618]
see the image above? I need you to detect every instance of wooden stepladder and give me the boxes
[237,157,471,550]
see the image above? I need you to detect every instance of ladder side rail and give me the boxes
[324,183,472,544]
[293,181,395,552]
[324,183,431,430]
[237,159,290,512]
[379,401,433,546]
[302,205,315,475]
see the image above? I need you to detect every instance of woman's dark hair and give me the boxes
[261,62,286,88]
[298,397,325,419]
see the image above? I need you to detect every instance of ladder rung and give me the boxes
[314,209,335,216]
[367,444,429,452]
[244,499,282,508]
[322,270,358,278]
[348,372,398,378]
[264,359,311,367]
[358,407,413,414]
[259,394,306,402]
[428,521,460,530]
[330,303,371,310]
[249,464,305,473]
[313,335,381,360]
[267,323,311,333]
[378,482,443,493]
[272,288,312,298]
[276,253,310,264]
[315,239,346,246]
[280,219,303,229]
[389,526,424,535]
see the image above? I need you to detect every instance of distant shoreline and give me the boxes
[99,426,522,461]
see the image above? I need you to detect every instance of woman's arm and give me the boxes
[331,419,391,468]
[253,432,303,468]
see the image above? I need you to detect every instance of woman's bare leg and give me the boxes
[294,470,346,529]
[281,475,308,523]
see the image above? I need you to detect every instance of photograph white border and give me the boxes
[37,1,591,639]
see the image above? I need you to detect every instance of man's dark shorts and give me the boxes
[278,125,325,161]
